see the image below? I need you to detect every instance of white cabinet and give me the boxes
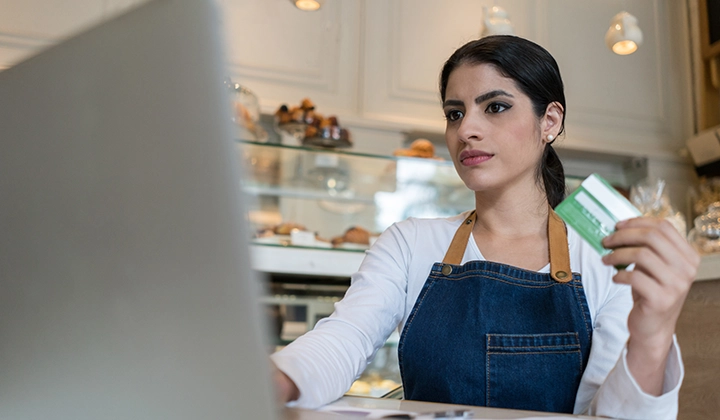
[221,0,362,117]
[360,0,691,157]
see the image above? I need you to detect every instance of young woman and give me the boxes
[271,36,699,418]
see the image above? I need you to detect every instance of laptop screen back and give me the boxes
[0,0,277,418]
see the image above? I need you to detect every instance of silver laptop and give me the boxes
[0,0,277,418]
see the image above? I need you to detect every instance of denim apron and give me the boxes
[398,209,592,413]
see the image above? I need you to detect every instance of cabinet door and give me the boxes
[362,0,536,130]
[220,0,362,117]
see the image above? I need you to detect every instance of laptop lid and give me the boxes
[0,0,277,418]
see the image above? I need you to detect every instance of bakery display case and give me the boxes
[239,139,474,398]
[238,139,475,252]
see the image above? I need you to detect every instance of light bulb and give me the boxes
[292,0,322,11]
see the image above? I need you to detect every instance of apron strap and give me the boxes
[442,211,476,265]
[548,208,572,283]
[441,208,572,283]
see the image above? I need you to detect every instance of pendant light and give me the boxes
[481,5,515,37]
[605,11,643,55]
[291,0,324,11]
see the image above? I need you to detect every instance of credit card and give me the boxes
[555,173,641,256]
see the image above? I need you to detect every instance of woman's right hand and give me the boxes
[271,362,300,404]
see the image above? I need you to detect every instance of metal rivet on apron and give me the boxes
[555,271,568,279]
[441,264,453,276]
[465,218,472,225]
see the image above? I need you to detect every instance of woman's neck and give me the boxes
[473,184,549,240]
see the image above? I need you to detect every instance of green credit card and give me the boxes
[555,173,642,256]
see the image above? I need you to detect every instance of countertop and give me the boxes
[283,396,602,419]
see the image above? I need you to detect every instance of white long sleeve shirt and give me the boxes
[271,211,684,419]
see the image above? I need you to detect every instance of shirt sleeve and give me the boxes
[270,220,415,409]
[574,279,685,418]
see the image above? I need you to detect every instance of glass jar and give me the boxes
[225,79,267,142]
[688,202,720,254]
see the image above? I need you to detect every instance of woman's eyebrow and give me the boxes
[443,90,514,108]
[474,89,514,104]
[442,99,464,108]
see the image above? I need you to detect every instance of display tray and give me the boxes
[251,240,369,253]
[253,235,333,249]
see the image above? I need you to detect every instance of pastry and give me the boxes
[300,97,315,110]
[332,226,371,246]
[410,139,434,157]
[273,222,306,235]
[274,99,352,148]
[393,138,437,158]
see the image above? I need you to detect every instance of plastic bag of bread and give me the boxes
[630,179,686,236]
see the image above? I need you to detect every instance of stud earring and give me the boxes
[547,134,554,143]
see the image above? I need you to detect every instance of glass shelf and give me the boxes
[237,139,475,242]
[239,139,402,161]
[251,241,368,253]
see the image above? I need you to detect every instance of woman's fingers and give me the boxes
[603,245,675,288]
[602,217,699,286]
[605,218,699,268]
[612,267,682,314]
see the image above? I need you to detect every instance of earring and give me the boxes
[546,134,554,143]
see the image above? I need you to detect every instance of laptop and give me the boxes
[0,0,278,418]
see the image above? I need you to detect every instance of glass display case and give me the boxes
[238,140,475,248]
[238,139,476,398]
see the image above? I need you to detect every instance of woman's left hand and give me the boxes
[601,216,700,395]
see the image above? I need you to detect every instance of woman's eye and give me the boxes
[486,102,511,113]
[445,110,464,122]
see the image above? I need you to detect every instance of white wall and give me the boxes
[0,0,699,211]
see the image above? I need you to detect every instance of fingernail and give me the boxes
[616,220,626,228]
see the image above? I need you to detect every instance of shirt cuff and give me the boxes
[592,335,684,419]
[270,350,325,409]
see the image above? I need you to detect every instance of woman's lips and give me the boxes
[459,150,493,166]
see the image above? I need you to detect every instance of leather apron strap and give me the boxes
[442,208,572,283]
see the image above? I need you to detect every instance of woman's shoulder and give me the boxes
[376,211,473,260]
[391,210,473,234]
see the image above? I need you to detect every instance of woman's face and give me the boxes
[443,63,546,194]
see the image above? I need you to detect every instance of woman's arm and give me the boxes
[270,220,416,408]
[601,217,699,395]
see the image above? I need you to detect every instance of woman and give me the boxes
[272,36,699,418]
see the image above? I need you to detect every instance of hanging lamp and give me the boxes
[290,0,324,12]
[605,11,643,55]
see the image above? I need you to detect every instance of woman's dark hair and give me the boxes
[440,35,566,208]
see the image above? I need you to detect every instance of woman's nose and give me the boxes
[456,114,483,143]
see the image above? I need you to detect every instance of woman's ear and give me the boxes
[542,102,564,143]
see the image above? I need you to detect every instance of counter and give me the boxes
[283,396,601,419]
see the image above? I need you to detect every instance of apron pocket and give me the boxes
[486,332,582,413]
